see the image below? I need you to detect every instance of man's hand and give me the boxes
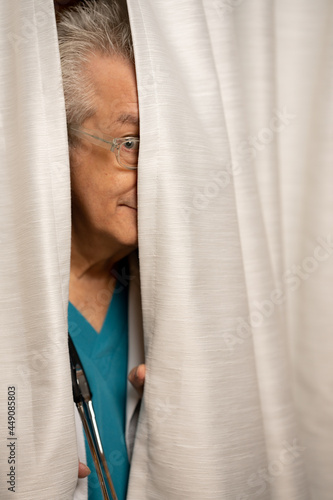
[128,364,146,398]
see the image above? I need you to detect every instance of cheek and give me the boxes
[70,161,120,221]
[70,151,137,237]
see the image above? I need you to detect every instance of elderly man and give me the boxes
[57,2,145,499]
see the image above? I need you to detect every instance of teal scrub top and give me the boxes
[68,273,130,500]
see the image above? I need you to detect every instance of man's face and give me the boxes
[70,54,139,252]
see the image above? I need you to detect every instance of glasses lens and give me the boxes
[119,139,139,168]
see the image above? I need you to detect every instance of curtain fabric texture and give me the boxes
[126,1,333,499]
[0,0,77,498]
[1,0,333,499]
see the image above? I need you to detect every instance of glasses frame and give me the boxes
[69,126,139,170]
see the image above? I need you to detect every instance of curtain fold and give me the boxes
[0,1,77,498]
[275,2,333,497]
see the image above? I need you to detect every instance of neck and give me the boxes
[69,229,132,332]
[70,226,132,283]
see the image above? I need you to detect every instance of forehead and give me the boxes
[85,53,138,129]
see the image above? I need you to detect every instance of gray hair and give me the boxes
[57,0,134,131]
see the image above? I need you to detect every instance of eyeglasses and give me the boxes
[69,126,139,170]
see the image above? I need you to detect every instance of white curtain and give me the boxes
[0,1,77,498]
[1,0,333,499]
[126,1,333,499]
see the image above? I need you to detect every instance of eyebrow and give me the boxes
[115,113,139,126]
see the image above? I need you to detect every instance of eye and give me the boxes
[124,140,135,150]
[122,139,139,151]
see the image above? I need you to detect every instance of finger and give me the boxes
[78,461,91,478]
[128,364,146,396]
[128,364,145,385]
[136,363,146,382]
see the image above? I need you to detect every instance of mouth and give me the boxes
[119,204,137,211]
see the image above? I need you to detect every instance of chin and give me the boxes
[112,224,138,250]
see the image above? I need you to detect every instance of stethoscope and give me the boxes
[68,334,118,500]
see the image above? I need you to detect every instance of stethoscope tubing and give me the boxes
[86,400,118,500]
[68,334,118,500]
[77,401,111,500]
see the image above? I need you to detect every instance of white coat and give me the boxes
[73,251,145,500]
